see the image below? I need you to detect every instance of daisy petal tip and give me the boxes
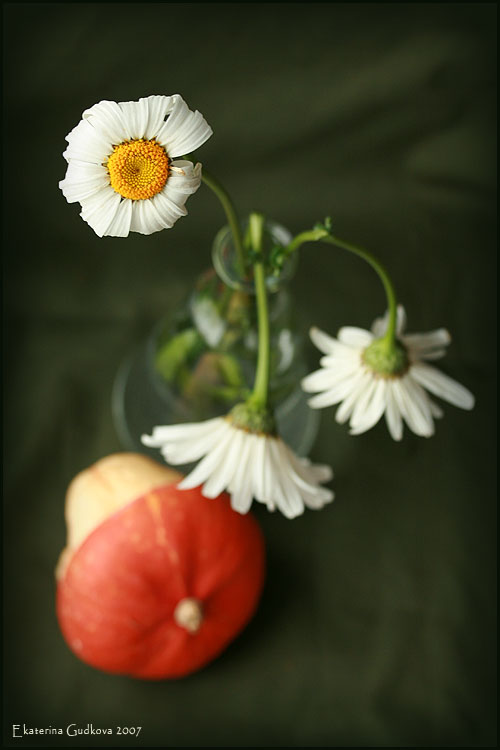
[348,424,370,437]
[389,430,403,442]
[177,476,197,491]
[300,374,315,392]
[322,491,335,507]
[335,410,349,425]
[309,326,324,343]
[306,396,322,410]
[320,465,334,482]
[462,390,475,411]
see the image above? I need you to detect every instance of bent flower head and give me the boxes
[59,95,212,237]
[142,416,334,520]
[302,306,475,440]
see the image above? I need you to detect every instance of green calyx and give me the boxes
[362,337,409,377]
[228,401,277,435]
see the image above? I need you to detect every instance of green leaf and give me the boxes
[155,328,204,381]
[216,353,245,387]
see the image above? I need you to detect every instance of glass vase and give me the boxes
[112,219,320,461]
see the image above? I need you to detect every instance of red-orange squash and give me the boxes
[56,453,265,679]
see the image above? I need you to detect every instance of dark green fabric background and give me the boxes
[3,2,496,747]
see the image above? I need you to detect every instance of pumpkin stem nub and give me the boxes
[174,597,204,634]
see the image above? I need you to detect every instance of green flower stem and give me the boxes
[283,227,330,255]
[283,228,398,347]
[199,167,247,274]
[247,213,270,409]
[324,234,398,346]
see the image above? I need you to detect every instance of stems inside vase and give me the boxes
[247,213,271,410]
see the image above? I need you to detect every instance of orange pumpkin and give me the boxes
[56,453,265,679]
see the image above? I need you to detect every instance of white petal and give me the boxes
[301,367,337,393]
[428,399,444,419]
[417,349,448,361]
[275,469,306,517]
[230,484,253,515]
[349,378,387,435]
[129,199,170,235]
[105,199,133,238]
[286,445,334,492]
[302,358,360,393]
[300,486,335,510]
[290,453,334,486]
[162,435,213,465]
[410,363,475,410]
[307,386,347,409]
[260,436,275,510]
[307,367,369,409]
[79,186,121,237]
[60,164,109,203]
[348,377,377,432]
[396,306,407,335]
[305,462,334,485]
[148,161,202,227]
[338,326,373,348]
[371,305,406,338]
[391,378,433,437]
[334,370,371,423]
[286,452,334,510]
[309,327,338,355]
[152,191,187,227]
[63,160,108,181]
[371,311,387,339]
[118,98,150,140]
[158,421,228,465]
[319,349,361,368]
[267,440,304,519]
[403,328,451,352]
[59,171,110,203]
[201,428,244,498]
[178,432,232,491]
[82,100,128,145]
[166,160,202,194]
[155,95,212,156]
[228,434,255,514]
[142,95,175,140]
[63,118,112,164]
[251,435,266,504]
[142,417,223,447]
[398,376,435,436]
[384,382,403,441]
[168,112,213,157]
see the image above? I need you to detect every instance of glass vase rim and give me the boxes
[211,217,297,294]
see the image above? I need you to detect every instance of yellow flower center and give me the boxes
[106,139,169,200]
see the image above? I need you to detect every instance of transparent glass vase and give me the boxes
[112,219,320,460]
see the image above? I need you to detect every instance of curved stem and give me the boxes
[283,229,398,346]
[324,234,398,345]
[200,167,247,273]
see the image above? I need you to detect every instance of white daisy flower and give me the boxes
[141,416,334,520]
[302,306,475,441]
[59,94,212,237]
